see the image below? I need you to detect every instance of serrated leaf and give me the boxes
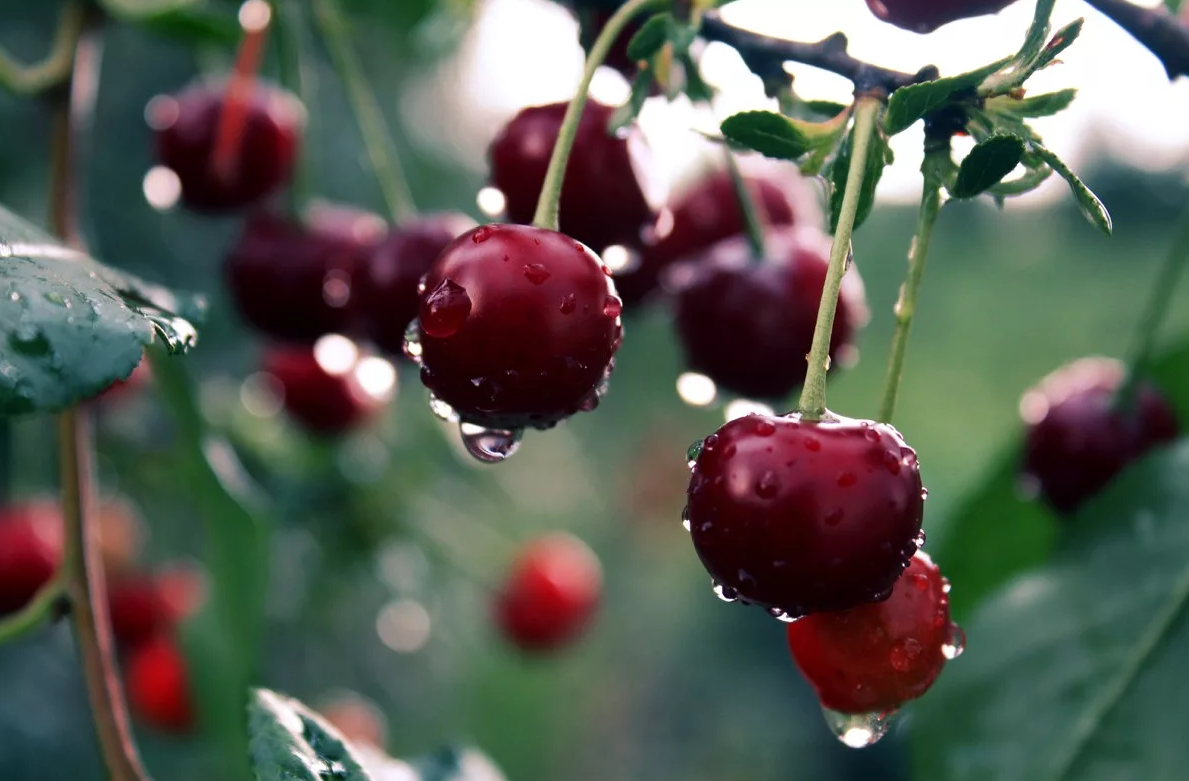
[720,110,837,161]
[951,135,1025,198]
[803,99,849,118]
[412,747,508,781]
[988,162,1054,198]
[625,12,672,63]
[249,689,374,781]
[1032,144,1113,235]
[1015,0,1058,71]
[916,439,1189,781]
[0,204,202,415]
[1031,19,1084,74]
[827,117,890,232]
[884,57,1012,136]
[987,88,1077,118]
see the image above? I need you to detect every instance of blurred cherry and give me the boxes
[0,501,62,616]
[495,533,602,652]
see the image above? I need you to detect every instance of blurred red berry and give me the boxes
[125,636,194,733]
[108,564,206,648]
[0,501,62,616]
[263,342,391,436]
[495,534,602,652]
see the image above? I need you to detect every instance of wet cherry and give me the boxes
[108,565,206,648]
[416,223,623,431]
[0,501,62,616]
[865,0,1018,33]
[224,203,386,342]
[262,342,390,436]
[495,533,602,652]
[125,636,194,733]
[149,82,302,212]
[686,411,925,619]
[354,212,478,356]
[1020,357,1180,514]
[488,100,661,252]
[787,551,956,714]
[671,227,867,400]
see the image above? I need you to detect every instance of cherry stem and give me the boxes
[213,0,272,184]
[0,2,86,96]
[0,578,65,645]
[531,0,660,232]
[1081,0,1189,80]
[723,148,767,260]
[877,145,947,424]
[797,96,880,420]
[311,0,417,223]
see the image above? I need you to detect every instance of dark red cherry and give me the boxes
[617,168,818,305]
[671,227,867,400]
[686,411,926,619]
[224,203,386,342]
[354,212,478,356]
[149,82,302,212]
[787,551,959,714]
[0,501,62,616]
[1020,357,1180,514]
[495,533,602,652]
[126,636,194,733]
[108,565,206,648]
[416,224,623,430]
[488,100,660,252]
[262,341,391,436]
[865,0,1018,33]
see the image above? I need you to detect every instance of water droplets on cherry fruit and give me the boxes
[765,606,799,624]
[458,422,523,463]
[941,623,966,660]
[403,320,423,362]
[712,580,739,603]
[821,707,897,748]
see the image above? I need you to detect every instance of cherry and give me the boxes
[317,691,388,748]
[617,168,817,305]
[671,227,867,400]
[415,223,623,431]
[95,498,146,577]
[125,636,194,733]
[224,203,386,342]
[865,0,1018,34]
[262,341,391,436]
[488,100,660,252]
[149,81,302,212]
[354,212,479,356]
[1020,357,1180,514]
[0,501,62,616]
[108,565,206,648]
[686,411,926,619]
[786,551,959,714]
[494,533,602,652]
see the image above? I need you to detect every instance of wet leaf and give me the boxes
[951,136,1025,199]
[916,438,1189,781]
[884,58,1011,136]
[719,110,836,161]
[0,203,203,415]
[1032,144,1113,235]
[1030,19,1084,75]
[987,88,1077,119]
[248,689,374,781]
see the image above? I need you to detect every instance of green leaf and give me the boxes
[412,747,507,781]
[802,100,849,118]
[1014,0,1058,71]
[1167,0,1184,13]
[884,57,1012,136]
[951,135,1025,199]
[679,50,714,103]
[827,118,890,232]
[248,689,374,781]
[988,162,1054,199]
[1031,19,1084,74]
[609,70,653,132]
[625,12,672,63]
[1032,143,1113,235]
[0,203,202,415]
[719,110,837,161]
[987,88,1077,118]
[916,439,1189,781]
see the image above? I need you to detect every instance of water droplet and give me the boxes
[416,273,429,295]
[766,607,799,623]
[428,392,458,422]
[8,323,49,356]
[888,638,922,672]
[920,487,930,501]
[402,322,423,363]
[146,313,198,354]
[686,439,703,469]
[471,225,494,243]
[559,293,577,314]
[941,624,965,660]
[913,529,927,549]
[837,471,857,488]
[805,437,821,452]
[882,450,902,475]
[703,433,719,451]
[681,505,692,532]
[8,291,21,302]
[755,470,780,499]
[712,581,738,603]
[458,422,522,463]
[421,279,471,339]
[603,296,623,318]
[821,708,896,749]
[523,263,551,285]
[578,391,600,411]
[754,418,776,436]
[863,426,880,442]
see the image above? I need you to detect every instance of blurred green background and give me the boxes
[1,1,1188,780]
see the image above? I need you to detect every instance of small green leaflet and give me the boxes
[1032,144,1113,235]
[951,135,1026,199]
[986,88,1077,119]
[248,690,374,781]
[884,57,1011,136]
[625,12,672,62]
[827,117,891,232]
[719,110,840,161]
[1029,19,1084,75]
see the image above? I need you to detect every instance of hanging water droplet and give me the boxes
[421,279,471,338]
[913,529,927,549]
[603,296,623,318]
[428,392,458,422]
[458,422,522,463]
[403,320,423,362]
[686,439,704,469]
[559,293,577,314]
[416,273,429,296]
[712,581,739,603]
[920,486,930,501]
[522,263,551,285]
[146,313,198,354]
[941,623,966,660]
[765,607,799,623]
[681,505,692,532]
[821,707,896,749]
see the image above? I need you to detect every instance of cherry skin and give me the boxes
[494,533,602,652]
[686,411,926,619]
[149,81,303,212]
[787,551,957,714]
[224,203,386,342]
[617,168,816,305]
[125,636,194,733]
[416,223,623,431]
[488,100,660,252]
[108,565,206,648]
[1020,357,1180,515]
[354,212,478,356]
[0,501,62,616]
[865,0,1018,33]
[671,227,867,400]
[262,343,389,436]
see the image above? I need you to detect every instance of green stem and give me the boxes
[723,148,767,259]
[0,579,64,644]
[531,0,660,231]
[877,147,947,424]
[797,96,881,420]
[310,0,416,222]
[0,3,85,96]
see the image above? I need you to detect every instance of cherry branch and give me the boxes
[1082,0,1189,80]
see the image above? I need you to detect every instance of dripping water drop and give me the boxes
[458,422,523,463]
[941,623,966,660]
[821,708,896,749]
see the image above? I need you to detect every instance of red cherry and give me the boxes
[354,212,478,356]
[787,551,958,714]
[617,168,818,305]
[416,224,623,431]
[125,636,194,733]
[671,228,867,400]
[686,412,926,619]
[262,341,390,436]
[495,533,602,652]
[865,0,1018,33]
[0,501,62,616]
[317,691,388,749]
[1020,357,1180,514]
[224,203,386,342]
[149,82,302,212]
[108,565,206,648]
[488,100,660,252]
